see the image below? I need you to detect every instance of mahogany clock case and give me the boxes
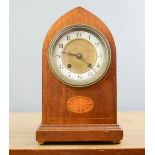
[36,7,123,143]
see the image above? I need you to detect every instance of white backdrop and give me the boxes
[9,0,145,111]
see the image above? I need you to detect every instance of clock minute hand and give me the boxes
[80,57,96,73]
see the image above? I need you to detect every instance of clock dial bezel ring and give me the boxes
[48,24,111,87]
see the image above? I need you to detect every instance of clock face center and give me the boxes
[76,52,82,59]
[62,39,97,74]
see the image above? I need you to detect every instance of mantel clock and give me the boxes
[36,7,123,143]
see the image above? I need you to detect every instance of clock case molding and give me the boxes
[36,7,123,143]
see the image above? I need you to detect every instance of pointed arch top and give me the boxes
[43,7,116,58]
[40,7,120,135]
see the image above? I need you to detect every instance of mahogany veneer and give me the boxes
[36,7,123,143]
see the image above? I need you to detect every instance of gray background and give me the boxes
[10,0,145,112]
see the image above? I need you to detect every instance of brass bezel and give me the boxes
[48,24,111,87]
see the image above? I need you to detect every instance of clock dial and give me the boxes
[62,39,96,74]
[48,25,111,87]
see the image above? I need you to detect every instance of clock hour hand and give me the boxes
[62,52,84,60]
[62,51,77,57]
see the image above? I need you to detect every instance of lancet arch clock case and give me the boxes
[36,7,123,143]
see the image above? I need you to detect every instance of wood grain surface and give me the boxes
[42,6,117,124]
[10,112,145,155]
[37,6,123,142]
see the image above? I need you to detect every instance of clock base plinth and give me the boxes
[36,124,123,143]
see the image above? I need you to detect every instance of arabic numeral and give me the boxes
[95,42,100,47]
[55,54,60,58]
[97,63,100,67]
[76,32,82,38]
[58,44,63,48]
[77,75,82,79]
[59,64,64,69]
[88,72,93,76]
[98,53,102,58]
[67,36,70,40]
[68,72,71,78]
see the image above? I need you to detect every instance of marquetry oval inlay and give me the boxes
[67,96,94,113]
